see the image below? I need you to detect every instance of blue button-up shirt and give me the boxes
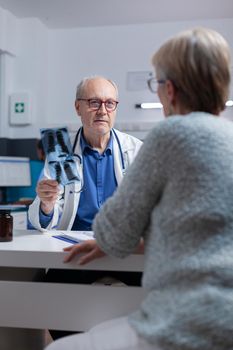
[39,131,117,230]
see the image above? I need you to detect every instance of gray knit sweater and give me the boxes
[93,112,233,350]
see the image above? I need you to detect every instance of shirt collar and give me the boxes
[80,129,113,155]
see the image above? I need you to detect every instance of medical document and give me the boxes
[51,230,95,244]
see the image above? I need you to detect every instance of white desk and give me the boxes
[0,230,145,332]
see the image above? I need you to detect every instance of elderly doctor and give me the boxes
[28,76,142,232]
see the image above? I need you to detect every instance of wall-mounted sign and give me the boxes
[9,93,31,125]
[126,71,153,91]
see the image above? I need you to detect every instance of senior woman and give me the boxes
[46,28,233,350]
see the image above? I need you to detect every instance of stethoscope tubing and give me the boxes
[72,127,125,171]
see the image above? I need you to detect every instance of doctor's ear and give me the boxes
[75,101,81,116]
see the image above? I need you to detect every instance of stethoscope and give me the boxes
[72,127,126,173]
[62,127,126,216]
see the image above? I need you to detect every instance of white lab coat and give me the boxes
[28,129,142,231]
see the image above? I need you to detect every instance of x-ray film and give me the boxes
[41,127,80,186]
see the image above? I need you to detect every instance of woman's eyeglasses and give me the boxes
[147,78,166,93]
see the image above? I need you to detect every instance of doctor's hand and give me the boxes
[36,179,60,215]
[63,240,106,265]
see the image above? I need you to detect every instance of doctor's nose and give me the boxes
[97,103,108,114]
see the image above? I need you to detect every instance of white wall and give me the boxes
[1,18,49,138]
[0,9,49,138]
[47,18,233,136]
[0,6,18,55]
[0,7,19,138]
[0,10,233,139]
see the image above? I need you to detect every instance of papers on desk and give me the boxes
[52,230,95,244]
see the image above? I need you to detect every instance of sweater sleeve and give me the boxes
[93,123,168,258]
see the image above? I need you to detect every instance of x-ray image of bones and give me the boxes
[41,127,80,186]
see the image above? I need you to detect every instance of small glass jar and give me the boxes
[0,210,13,242]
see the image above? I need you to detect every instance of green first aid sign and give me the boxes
[10,93,30,125]
[15,102,25,113]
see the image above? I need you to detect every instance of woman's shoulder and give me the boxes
[148,112,233,141]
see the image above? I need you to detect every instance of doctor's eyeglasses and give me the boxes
[147,78,166,93]
[77,98,119,112]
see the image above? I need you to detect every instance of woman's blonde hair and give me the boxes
[152,27,231,114]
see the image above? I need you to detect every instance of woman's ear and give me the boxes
[163,79,178,116]
[166,80,179,115]
[165,80,176,104]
